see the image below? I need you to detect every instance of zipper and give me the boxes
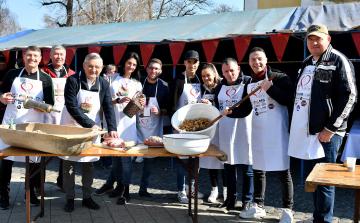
[326,99,332,117]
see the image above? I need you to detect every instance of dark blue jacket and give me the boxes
[139,76,170,110]
[64,70,117,132]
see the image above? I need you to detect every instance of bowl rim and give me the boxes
[163,134,210,140]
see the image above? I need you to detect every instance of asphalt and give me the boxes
[0,157,356,223]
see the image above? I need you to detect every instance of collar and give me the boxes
[251,66,267,82]
[80,70,100,91]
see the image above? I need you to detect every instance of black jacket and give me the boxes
[214,71,253,118]
[295,44,357,135]
[139,76,170,110]
[64,70,117,132]
[228,66,294,119]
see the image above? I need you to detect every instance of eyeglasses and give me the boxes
[86,64,102,70]
[147,67,161,71]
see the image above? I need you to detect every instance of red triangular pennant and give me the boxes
[3,51,10,68]
[113,45,127,66]
[42,49,51,67]
[233,36,252,63]
[201,39,220,63]
[65,48,77,66]
[169,42,186,67]
[269,34,290,63]
[88,46,102,54]
[351,33,360,57]
[140,44,155,67]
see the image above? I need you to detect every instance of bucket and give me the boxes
[171,103,220,140]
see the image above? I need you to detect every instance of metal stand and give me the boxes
[355,189,360,223]
[176,157,199,223]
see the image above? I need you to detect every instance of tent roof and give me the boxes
[0,2,359,51]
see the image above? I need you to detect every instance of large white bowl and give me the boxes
[163,134,210,155]
[171,103,220,139]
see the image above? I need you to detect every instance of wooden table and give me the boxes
[305,163,360,222]
[0,144,227,223]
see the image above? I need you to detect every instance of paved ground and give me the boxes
[0,157,356,223]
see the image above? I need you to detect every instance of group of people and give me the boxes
[0,23,356,223]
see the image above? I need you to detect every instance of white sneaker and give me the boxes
[297,217,313,223]
[208,187,218,203]
[178,191,188,203]
[223,187,227,201]
[135,156,143,163]
[185,185,204,199]
[280,208,293,223]
[239,203,266,219]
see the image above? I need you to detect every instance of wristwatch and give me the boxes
[116,98,121,104]
[159,109,163,115]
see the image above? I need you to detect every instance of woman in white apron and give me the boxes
[95,52,144,205]
[198,63,226,203]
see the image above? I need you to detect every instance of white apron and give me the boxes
[0,68,43,163]
[44,78,66,125]
[247,73,290,171]
[218,83,252,165]
[199,91,223,169]
[288,65,324,160]
[60,71,101,162]
[103,75,137,142]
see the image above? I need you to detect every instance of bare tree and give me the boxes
[39,0,74,27]
[153,0,213,19]
[0,0,22,37]
[212,3,238,13]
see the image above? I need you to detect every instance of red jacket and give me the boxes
[41,63,75,78]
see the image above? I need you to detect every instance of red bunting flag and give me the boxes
[233,36,252,63]
[113,45,127,66]
[2,50,10,68]
[201,39,220,63]
[42,49,51,67]
[351,33,360,57]
[65,48,77,66]
[269,34,290,63]
[169,42,186,67]
[88,46,102,54]
[140,44,155,67]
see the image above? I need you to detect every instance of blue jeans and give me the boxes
[139,158,155,192]
[101,157,112,168]
[105,156,133,186]
[304,134,343,223]
[176,159,196,191]
[224,163,254,203]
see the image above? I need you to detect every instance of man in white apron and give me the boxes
[222,48,294,222]
[135,58,169,197]
[0,45,54,209]
[288,24,357,223]
[168,50,204,203]
[60,53,118,212]
[41,44,75,192]
[214,58,254,211]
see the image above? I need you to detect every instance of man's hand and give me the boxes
[92,125,100,130]
[174,129,179,134]
[0,93,14,105]
[139,98,145,106]
[151,106,160,115]
[318,128,334,143]
[221,107,232,116]
[34,101,45,113]
[260,79,271,91]
[118,97,132,104]
[200,99,212,104]
[109,131,119,138]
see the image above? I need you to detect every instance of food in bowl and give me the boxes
[178,118,209,132]
[144,136,163,146]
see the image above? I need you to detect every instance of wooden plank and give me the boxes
[305,163,321,192]
[354,189,360,223]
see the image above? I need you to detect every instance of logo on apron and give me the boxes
[301,100,307,107]
[190,88,200,98]
[80,96,93,113]
[21,82,34,95]
[296,105,300,111]
[268,103,275,109]
[118,82,129,96]
[299,75,311,91]
[226,88,237,98]
[55,82,65,96]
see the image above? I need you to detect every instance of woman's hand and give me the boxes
[200,99,212,105]
[118,97,132,104]
[139,98,145,106]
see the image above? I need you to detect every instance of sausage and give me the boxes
[144,139,163,146]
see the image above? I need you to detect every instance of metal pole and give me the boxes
[75,48,78,73]
[169,66,177,170]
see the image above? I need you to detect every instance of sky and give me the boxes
[7,0,244,30]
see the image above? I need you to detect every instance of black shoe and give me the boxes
[240,202,251,211]
[109,182,123,198]
[0,195,10,210]
[82,197,100,210]
[117,185,131,205]
[217,199,235,210]
[23,194,40,207]
[35,187,41,197]
[64,199,74,212]
[94,184,113,196]
[139,191,152,198]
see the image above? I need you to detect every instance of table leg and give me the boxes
[26,156,30,223]
[194,157,199,223]
[188,157,192,217]
[355,189,360,223]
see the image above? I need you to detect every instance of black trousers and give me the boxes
[0,159,41,197]
[253,168,294,209]
[57,159,63,185]
[209,169,227,187]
